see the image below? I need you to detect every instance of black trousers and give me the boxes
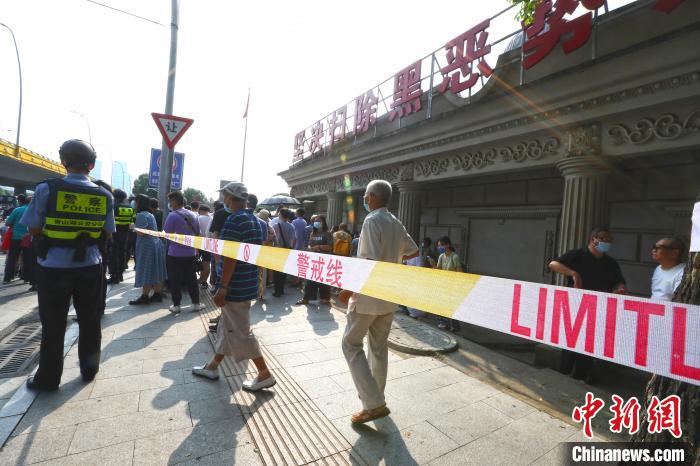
[304,280,330,301]
[36,265,102,386]
[559,350,594,380]
[20,245,36,285]
[274,270,287,295]
[167,255,200,306]
[108,230,128,279]
[3,239,21,281]
[126,231,137,269]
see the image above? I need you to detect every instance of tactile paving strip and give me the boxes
[198,292,365,466]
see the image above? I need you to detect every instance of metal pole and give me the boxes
[1,23,22,158]
[241,111,248,183]
[157,0,179,211]
[70,110,92,144]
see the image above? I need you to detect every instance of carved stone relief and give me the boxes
[414,137,561,178]
[400,162,415,181]
[566,124,601,157]
[608,109,700,145]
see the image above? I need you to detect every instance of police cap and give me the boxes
[59,139,97,169]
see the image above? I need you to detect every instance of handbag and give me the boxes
[1,227,11,251]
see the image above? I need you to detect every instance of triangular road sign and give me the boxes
[151,112,194,149]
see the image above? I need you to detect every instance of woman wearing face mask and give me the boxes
[296,215,333,305]
[435,236,462,332]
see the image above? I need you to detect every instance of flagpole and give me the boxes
[241,88,250,183]
[241,115,248,183]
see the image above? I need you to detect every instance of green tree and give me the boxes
[182,187,208,204]
[509,0,544,25]
[132,173,158,198]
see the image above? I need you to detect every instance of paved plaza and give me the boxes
[0,269,603,465]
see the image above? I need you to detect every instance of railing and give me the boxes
[289,0,657,166]
[0,138,66,175]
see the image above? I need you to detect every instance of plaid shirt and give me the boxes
[220,208,263,302]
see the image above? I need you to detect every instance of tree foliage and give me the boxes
[132,173,158,198]
[509,0,544,25]
[182,187,209,205]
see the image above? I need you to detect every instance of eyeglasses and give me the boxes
[652,244,678,251]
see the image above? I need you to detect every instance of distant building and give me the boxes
[112,161,132,195]
[89,159,103,180]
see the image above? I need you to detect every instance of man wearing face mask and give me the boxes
[549,226,626,382]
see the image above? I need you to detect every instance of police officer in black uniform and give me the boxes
[19,139,115,391]
[108,188,133,284]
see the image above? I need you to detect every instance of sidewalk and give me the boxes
[0,273,600,465]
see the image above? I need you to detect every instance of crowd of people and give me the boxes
[0,138,690,426]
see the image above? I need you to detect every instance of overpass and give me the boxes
[0,138,66,194]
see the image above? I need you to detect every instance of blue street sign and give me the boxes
[148,148,185,190]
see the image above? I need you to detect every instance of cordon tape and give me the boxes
[138,228,700,387]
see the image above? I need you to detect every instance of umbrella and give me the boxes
[258,194,301,212]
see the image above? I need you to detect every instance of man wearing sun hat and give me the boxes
[192,181,275,391]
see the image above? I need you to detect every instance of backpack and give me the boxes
[333,235,351,256]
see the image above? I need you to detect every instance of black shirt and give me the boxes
[554,247,625,292]
[209,208,230,235]
[152,210,164,231]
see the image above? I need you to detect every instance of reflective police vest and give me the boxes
[114,204,134,230]
[42,179,108,248]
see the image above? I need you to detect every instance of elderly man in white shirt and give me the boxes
[340,180,418,424]
[650,236,685,301]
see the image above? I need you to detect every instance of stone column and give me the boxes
[397,181,423,242]
[556,156,609,258]
[325,192,344,228]
[556,124,610,258]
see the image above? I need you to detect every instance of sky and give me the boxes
[0,0,634,200]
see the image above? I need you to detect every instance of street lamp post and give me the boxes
[157,0,180,211]
[70,110,92,144]
[1,23,22,157]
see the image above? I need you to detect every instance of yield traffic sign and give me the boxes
[151,112,194,149]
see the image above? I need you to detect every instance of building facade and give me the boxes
[279,1,700,296]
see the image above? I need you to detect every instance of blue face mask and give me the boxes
[437,246,446,254]
[596,241,612,253]
[313,221,322,230]
[363,202,371,212]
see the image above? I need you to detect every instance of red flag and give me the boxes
[242,89,250,118]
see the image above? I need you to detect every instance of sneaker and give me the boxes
[191,303,205,311]
[192,364,219,380]
[169,305,181,314]
[242,375,277,391]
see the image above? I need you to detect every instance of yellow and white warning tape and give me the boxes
[139,228,700,387]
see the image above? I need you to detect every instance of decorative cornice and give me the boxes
[608,109,700,145]
[660,202,694,218]
[291,166,400,197]
[414,137,561,179]
[455,205,561,219]
[286,71,699,174]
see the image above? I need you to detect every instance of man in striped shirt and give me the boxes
[192,182,276,391]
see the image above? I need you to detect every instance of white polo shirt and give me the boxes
[349,207,418,315]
